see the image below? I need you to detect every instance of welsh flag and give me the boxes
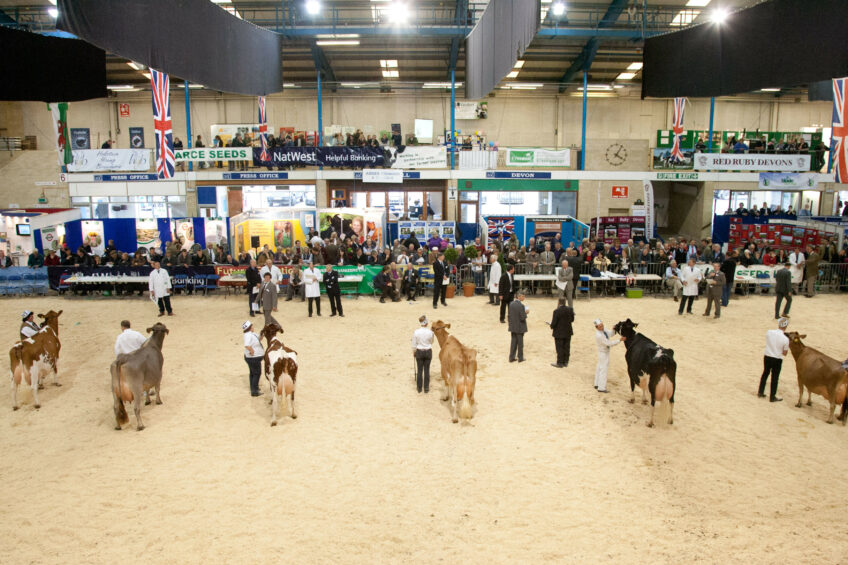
[48,102,72,166]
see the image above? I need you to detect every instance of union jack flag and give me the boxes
[487,217,515,239]
[150,69,175,179]
[670,97,687,163]
[257,96,269,161]
[833,78,847,184]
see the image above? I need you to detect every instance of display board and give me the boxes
[589,216,647,244]
[727,219,823,251]
[80,220,105,254]
[135,218,161,250]
[317,207,384,248]
[398,220,455,245]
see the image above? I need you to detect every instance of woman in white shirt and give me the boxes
[242,321,265,397]
[411,315,435,393]
[488,253,502,305]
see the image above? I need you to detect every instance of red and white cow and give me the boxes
[260,323,299,426]
[9,310,63,410]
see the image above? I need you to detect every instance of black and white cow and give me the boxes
[613,319,677,428]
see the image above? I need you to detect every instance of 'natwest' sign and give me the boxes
[694,153,810,172]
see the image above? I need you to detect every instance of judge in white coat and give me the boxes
[594,319,622,393]
[788,248,805,294]
[148,260,173,316]
[303,261,323,317]
[677,258,702,315]
[487,253,502,305]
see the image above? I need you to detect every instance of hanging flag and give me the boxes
[670,97,687,163]
[257,95,269,161]
[48,102,72,166]
[150,69,175,179]
[833,77,847,184]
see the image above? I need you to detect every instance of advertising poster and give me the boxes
[440,221,456,242]
[70,128,91,149]
[455,101,488,120]
[80,220,105,255]
[533,221,561,239]
[129,127,145,148]
[274,220,294,250]
[204,218,228,248]
[249,220,274,250]
[172,219,195,251]
[319,211,367,244]
[426,222,442,241]
[40,225,64,252]
[412,221,427,240]
[398,221,413,240]
[135,218,161,250]
[652,148,694,170]
[590,216,647,244]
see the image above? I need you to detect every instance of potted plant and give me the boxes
[461,245,478,297]
[443,247,458,298]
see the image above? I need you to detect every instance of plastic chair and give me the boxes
[578,274,591,299]
[0,274,8,296]
[202,274,220,295]
[6,274,24,296]
[756,272,771,294]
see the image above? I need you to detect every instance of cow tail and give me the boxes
[459,377,473,420]
[111,363,129,426]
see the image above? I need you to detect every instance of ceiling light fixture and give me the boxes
[760,88,780,92]
[616,72,636,80]
[686,0,711,6]
[47,8,58,18]
[552,2,565,16]
[315,40,360,46]
[382,70,399,78]
[305,0,321,16]
[423,82,463,88]
[514,60,525,69]
[578,84,613,91]
[316,34,360,39]
[711,8,729,23]
[142,72,151,79]
[506,71,519,79]
[127,62,142,71]
[107,85,137,91]
[48,0,57,4]
[626,62,643,71]
[387,1,411,24]
[380,59,398,68]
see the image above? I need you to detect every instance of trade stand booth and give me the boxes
[481,214,589,248]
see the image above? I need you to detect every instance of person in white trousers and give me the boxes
[487,253,502,305]
[594,319,622,393]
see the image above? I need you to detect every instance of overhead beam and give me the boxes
[279,26,656,40]
[557,0,631,92]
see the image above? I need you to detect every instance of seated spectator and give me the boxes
[285,268,304,302]
[373,265,400,303]
[191,249,209,266]
[0,250,11,268]
[593,253,611,273]
[75,248,93,267]
[733,139,749,153]
[27,248,43,268]
[401,264,419,300]
[664,260,683,302]
[413,248,426,265]
[43,250,60,266]
[762,250,777,266]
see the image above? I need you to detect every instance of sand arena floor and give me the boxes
[1,290,847,564]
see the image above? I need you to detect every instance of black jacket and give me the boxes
[245,266,261,294]
[499,271,514,299]
[433,260,446,285]
[550,306,575,338]
[373,272,388,290]
[323,270,340,294]
[775,267,792,295]
[402,235,420,250]
[720,256,737,282]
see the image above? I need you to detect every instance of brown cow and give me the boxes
[785,331,848,425]
[431,320,476,423]
[111,323,168,431]
[9,310,63,410]
[261,323,298,426]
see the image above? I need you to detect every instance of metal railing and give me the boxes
[0,137,22,152]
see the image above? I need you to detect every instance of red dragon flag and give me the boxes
[670,97,687,163]
[833,78,847,184]
[150,69,175,179]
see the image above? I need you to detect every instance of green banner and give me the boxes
[300,264,431,294]
[458,179,578,192]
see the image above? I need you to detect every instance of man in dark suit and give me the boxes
[402,266,419,300]
[507,292,527,363]
[499,264,515,323]
[245,258,261,317]
[549,298,574,368]
[774,261,792,319]
[324,264,343,317]
[432,252,448,309]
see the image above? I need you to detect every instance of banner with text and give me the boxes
[253,146,446,169]
[694,153,811,172]
[175,147,251,162]
[734,264,803,284]
[454,101,488,120]
[506,148,571,167]
[67,149,151,172]
[758,172,819,190]
[389,146,446,168]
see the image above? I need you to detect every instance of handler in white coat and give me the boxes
[487,253,502,306]
[594,319,622,393]
[303,261,323,317]
[148,260,173,316]
[677,258,702,315]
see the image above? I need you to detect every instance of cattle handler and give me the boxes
[594,319,623,393]
[242,321,265,397]
[20,310,40,340]
[758,317,790,402]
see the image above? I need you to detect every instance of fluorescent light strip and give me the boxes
[316,34,360,39]
[513,60,525,69]
[686,0,711,6]
[617,72,636,80]
[127,62,142,70]
[506,71,519,79]
[578,84,612,91]
[423,82,463,88]
[316,40,360,46]
[760,88,780,92]
[107,85,138,91]
[626,62,643,71]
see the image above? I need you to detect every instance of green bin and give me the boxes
[625,287,643,299]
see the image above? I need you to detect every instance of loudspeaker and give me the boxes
[250,236,260,249]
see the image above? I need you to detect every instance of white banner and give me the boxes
[643,180,654,241]
[174,147,252,162]
[459,150,498,170]
[40,225,63,252]
[172,219,195,251]
[204,218,228,247]
[506,148,570,167]
[81,220,105,255]
[694,153,811,172]
[363,169,404,183]
[387,146,446,169]
[734,264,803,284]
[67,149,151,172]
[454,101,487,120]
[758,172,819,190]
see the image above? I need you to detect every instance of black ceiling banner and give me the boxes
[642,0,848,99]
[57,0,282,96]
[0,26,106,102]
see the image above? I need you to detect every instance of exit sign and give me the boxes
[611,185,628,198]
[119,103,130,117]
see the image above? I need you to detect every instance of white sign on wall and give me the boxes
[506,148,571,167]
[362,169,404,183]
[67,149,151,172]
[694,153,811,172]
[388,146,446,169]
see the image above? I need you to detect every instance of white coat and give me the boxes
[148,268,172,298]
[488,260,502,294]
[595,328,620,391]
[679,265,702,297]
[303,267,323,298]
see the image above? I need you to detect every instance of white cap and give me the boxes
[431,247,438,251]
[22,310,32,320]
[778,317,789,329]
[593,319,603,327]
[420,316,429,326]
[242,321,252,331]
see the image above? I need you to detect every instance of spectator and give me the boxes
[174,137,184,171]
[43,250,60,266]
[0,249,12,268]
[732,138,749,153]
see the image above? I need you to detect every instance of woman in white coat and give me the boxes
[487,253,502,305]
[303,260,323,317]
